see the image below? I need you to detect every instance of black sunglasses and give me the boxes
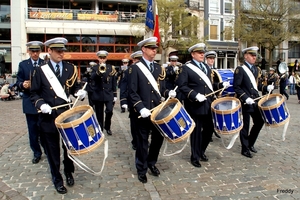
[98,56,107,59]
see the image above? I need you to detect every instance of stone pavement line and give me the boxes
[114,110,162,200]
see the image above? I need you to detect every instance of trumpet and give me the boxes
[295,73,300,87]
[98,63,106,74]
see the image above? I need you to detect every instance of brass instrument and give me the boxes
[295,73,300,87]
[174,62,182,74]
[98,63,106,74]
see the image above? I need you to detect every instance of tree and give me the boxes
[133,0,202,64]
[235,0,300,71]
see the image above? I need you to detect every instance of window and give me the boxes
[288,42,300,58]
[241,0,251,10]
[209,19,220,40]
[99,36,115,44]
[209,0,219,13]
[225,0,233,14]
[224,19,234,41]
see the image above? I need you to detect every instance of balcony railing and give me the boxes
[27,7,146,23]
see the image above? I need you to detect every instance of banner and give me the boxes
[145,0,154,30]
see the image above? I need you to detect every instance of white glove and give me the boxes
[75,89,87,100]
[113,97,117,102]
[40,104,52,114]
[245,97,255,105]
[168,90,177,98]
[139,108,151,118]
[195,93,207,102]
[222,81,230,89]
[267,85,274,92]
[121,104,128,109]
[173,66,179,72]
[86,67,92,72]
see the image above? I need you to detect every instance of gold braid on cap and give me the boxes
[66,64,78,88]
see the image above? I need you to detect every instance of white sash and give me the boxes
[241,65,258,91]
[136,62,161,96]
[41,64,70,102]
[186,63,213,92]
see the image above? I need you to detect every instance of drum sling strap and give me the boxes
[186,63,213,92]
[241,65,258,91]
[41,64,70,102]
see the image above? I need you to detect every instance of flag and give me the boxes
[145,0,154,30]
[153,2,161,45]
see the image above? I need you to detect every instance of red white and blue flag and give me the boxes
[145,0,161,45]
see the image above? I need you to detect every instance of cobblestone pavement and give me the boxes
[0,90,300,200]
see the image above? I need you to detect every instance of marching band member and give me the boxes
[177,43,230,168]
[233,46,274,158]
[204,50,221,140]
[119,58,130,113]
[90,50,117,135]
[128,37,176,183]
[262,68,277,95]
[82,61,97,108]
[16,41,45,164]
[30,37,86,194]
[165,55,179,90]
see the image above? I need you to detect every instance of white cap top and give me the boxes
[130,50,143,59]
[204,51,217,58]
[26,41,43,50]
[137,37,158,48]
[96,50,109,57]
[169,55,179,61]
[188,43,206,53]
[242,46,259,54]
[44,37,68,50]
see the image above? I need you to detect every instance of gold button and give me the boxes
[50,87,53,90]
[151,100,154,102]
[55,96,57,98]
[151,91,153,93]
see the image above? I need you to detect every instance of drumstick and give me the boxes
[137,86,178,119]
[243,95,267,105]
[38,103,74,113]
[266,82,274,100]
[204,88,224,97]
[71,82,88,109]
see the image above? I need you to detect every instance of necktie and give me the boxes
[55,64,60,78]
[250,66,255,75]
[199,63,207,74]
[149,63,154,73]
[33,62,37,67]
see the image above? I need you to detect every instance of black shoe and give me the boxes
[200,154,209,162]
[138,174,147,183]
[249,146,257,153]
[106,130,112,135]
[148,165,160,176]
[32,156,41,164]
[214,132,221,138]
[241,151,253,158]
[191,160,201,168]
[65,172,74,186]
[55,185,67,194]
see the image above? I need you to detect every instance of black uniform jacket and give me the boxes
[233,62,268,112]
[165,65,177,90]
[90,64,117,101]
[119,69,129,106]
[129,59,169,113]
[177,60,223,116]
[30,61,81,132]
[17,58,44,114]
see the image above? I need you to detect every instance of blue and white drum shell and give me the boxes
[150,98,195,143]
[55,105,104,155]
[211,97,243,135]
[258,93,290,127]
[212,69,235,97]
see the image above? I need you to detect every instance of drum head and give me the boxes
[261,96,282,107]
[63,112,86,123]
[214,100,238,111]
[155,102,176,120]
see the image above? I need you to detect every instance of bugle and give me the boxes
[98,63,106,74]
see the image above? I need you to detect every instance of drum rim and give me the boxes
[55,105,93,128]
[258,93,284,110]
[67,135,104,155]
[165,121,195,143]
[264,115,290,127]
[214,121,243,135]
[150,98,181,124]
[211,97,241,114]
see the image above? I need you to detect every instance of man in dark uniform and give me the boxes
[165,55,180,90]
[262,67,278,95]
[30,37,86,194]
[177,43,230,168]
[16,41,44,164]
[233,46,274,158]
[124,51,142,150]
[128,37,176,183]
[118,58,130,113]
[90,50,117,135]
[82,61,97,108]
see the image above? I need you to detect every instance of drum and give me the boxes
[211,97,243,135]
[212,69,235,96]
[55,105,104,155]
[258,93,290,127]
[150,98,195,143]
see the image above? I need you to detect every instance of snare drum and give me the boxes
[258,93,290,127]
[212,69,235,96]
[150,98,195,143]
[211,97,243,135]
[55,105,104,155]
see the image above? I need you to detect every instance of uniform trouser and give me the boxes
[240,105,264,152]
[93,100,113,131]
[25,114,43,158]
[135,117,164,175]
[280,85,289,99]
[129,108,138,146]
[297,87,300,100]
[40,130,74,187]
[87,92,94,109]
[190,113,214,162]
